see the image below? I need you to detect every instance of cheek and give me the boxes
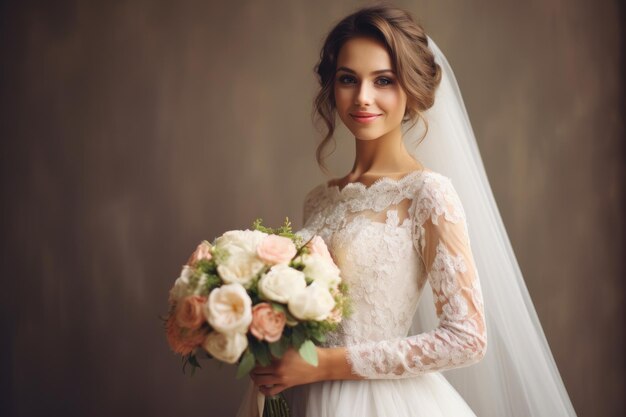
[334,87,351,111]
[378,90,406,116]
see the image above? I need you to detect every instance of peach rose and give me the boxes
[187,241,213,266]
[256,235,297,265]
[175,295,207,329]
[326,304,343,324]
[307,235,337,267]
[166,315,208,356]
[249,302,286,343]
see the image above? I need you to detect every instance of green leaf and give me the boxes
[188,355,202,369]
[291,326,306,349]
[298,340,318,367]
[270,302,286,314]
[268,337,289,359]
[312,331,326,343]
[250,340,271,366]
[236,350,255,379]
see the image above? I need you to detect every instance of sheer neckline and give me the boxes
[325,169,430,194]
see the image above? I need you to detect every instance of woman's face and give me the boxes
[333,36,407,141]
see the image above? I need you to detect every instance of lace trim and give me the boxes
[301,171,462,227]
[325,169,426,194]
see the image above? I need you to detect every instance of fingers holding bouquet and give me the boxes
[250,346,325,396]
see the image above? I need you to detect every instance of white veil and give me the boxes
[404,36,578,417]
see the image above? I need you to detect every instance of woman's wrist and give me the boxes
[317,346,362,381]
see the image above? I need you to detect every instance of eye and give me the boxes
[337,75,356,84]
[376,77,393,86]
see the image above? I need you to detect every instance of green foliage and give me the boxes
[303,319,336,343]
[290,325,306,349]
[236,349,256,379]
[270,302,286,314]
[298,340,318,367]
[337,285,354,320]
[195,258,216,274]
[200,273,221,293]
[252,217,306,249]
[249,338,271,366]
[247,275,265,303]
[211,246,229,265]
[252,217,293,237]
[182,353,202,376]
[268,337,289,359]
[290,256,306,272]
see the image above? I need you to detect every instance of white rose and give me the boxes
[214,229,267,254]
[169,266,210,302]
[204,283,252,334]
[288,281,336,321]
[301,253,341,288]
[202,331,248,364]
[258,264,307,304]
[215,230,268,287]
[169,265,194,302]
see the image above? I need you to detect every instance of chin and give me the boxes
[346,126,387,141]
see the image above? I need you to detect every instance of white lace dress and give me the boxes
[238,169,487,417]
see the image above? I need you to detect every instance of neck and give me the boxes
[351,125,420,175]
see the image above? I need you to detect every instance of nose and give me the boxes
[354,82,373,106]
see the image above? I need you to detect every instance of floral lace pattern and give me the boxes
[296,170,487,379]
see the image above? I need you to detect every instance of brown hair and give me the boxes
[312,3,442,173]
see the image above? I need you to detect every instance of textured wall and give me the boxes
[0,1,623,416]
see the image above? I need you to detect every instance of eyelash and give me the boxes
[337,75,394,86]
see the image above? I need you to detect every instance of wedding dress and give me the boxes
[236,35,577,417]
[237,168,486,417]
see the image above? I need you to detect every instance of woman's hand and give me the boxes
[249,346,362,396]
[250,347,327,396]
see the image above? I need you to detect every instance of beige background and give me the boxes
[0,1,623,416]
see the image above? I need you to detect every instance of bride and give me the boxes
[237,4,577,417]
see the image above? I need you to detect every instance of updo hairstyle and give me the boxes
[313,4,442,171]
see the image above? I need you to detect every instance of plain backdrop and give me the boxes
[0,0,624,416]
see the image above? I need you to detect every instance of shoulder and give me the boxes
[302,182,327,205]
[412,170,465,226]
[301,182,328,221]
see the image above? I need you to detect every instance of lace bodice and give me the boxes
[295,170,487,379]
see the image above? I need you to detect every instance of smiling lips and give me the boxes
[350,111,381,123]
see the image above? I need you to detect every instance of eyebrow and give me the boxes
[335,66,395,75]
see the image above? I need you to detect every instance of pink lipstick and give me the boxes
[350,112,381,123]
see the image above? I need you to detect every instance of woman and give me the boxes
[238,4,577,417]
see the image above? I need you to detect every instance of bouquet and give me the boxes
[164,218,350,416]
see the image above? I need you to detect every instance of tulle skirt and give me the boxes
[237,372,477,417]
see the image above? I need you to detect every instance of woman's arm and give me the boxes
[344,175,487,379]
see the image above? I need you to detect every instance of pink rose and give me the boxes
[166,315,208,356]
[249,303,286,343]
[175,295,207,329]
[256,235,297,265]
[307,236,337,268]
[187,241,212,266]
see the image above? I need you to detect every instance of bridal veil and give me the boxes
[404,36,578,416]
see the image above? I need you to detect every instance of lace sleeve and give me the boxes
[345,174,487,379]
